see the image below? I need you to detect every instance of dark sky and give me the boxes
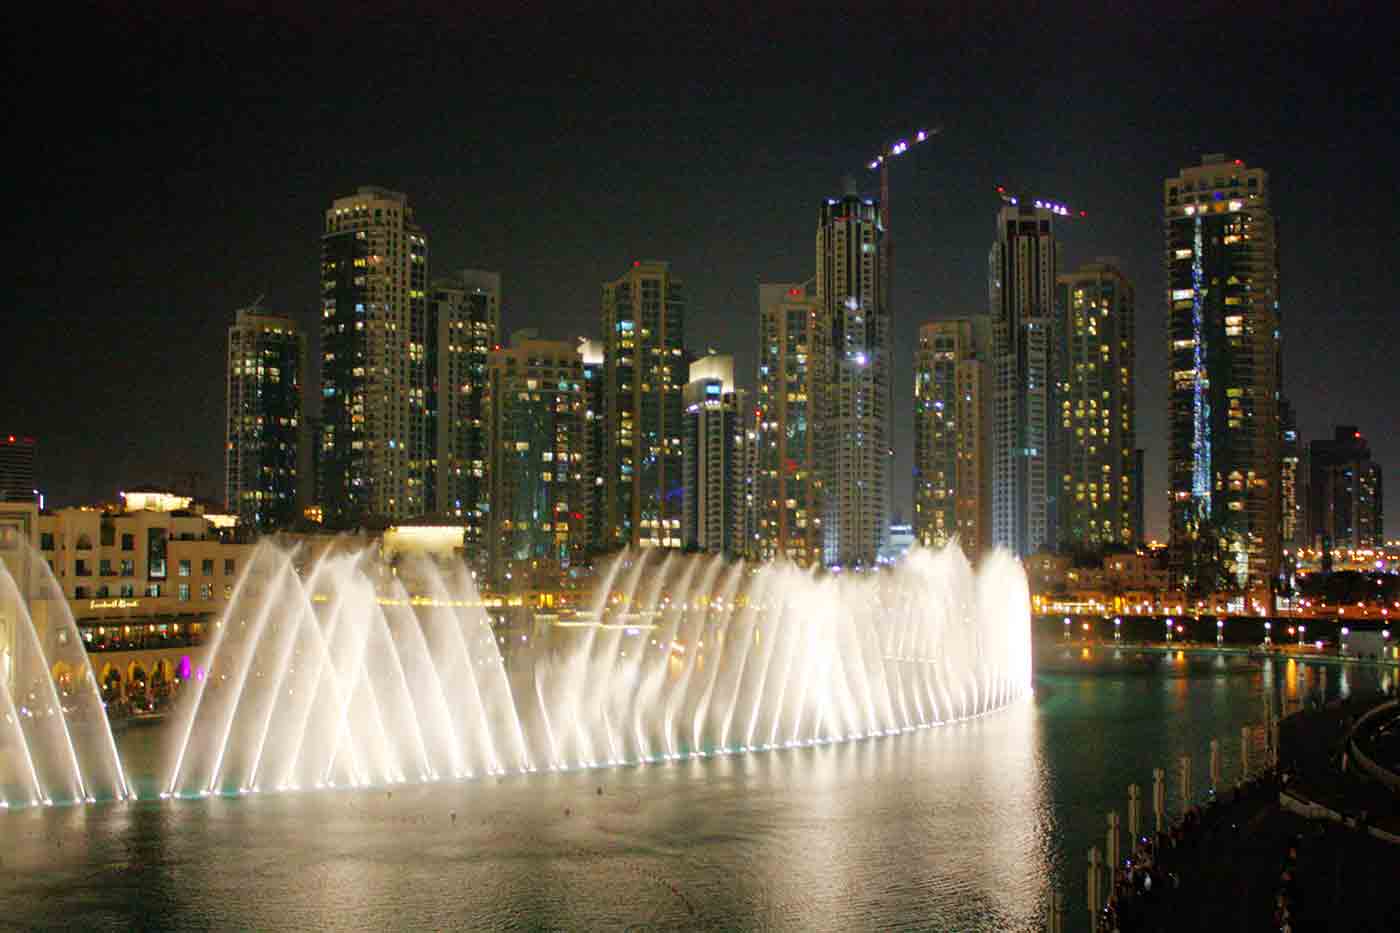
[6,2,1397,539]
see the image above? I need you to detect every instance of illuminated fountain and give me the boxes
[0,557,132,808]
[2,536,1033,806]
[162,541,1032,798]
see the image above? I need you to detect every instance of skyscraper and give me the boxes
[0,435,36,503]
[1308,427,1383,551]
[755,280,828,565]
[817,187,889,568]
[989,204,1057,557]
[602,261,685,550]
[1165,155,1280,594]
[1052,260,1137,551]
[484,331,587,584]
[319,186,429,527]
[428,269,500,556]
[913,318,991,559]
[225,307,305,531]
[1279,398,1304,551]
[578,338,607,555]
[682,354,748,557]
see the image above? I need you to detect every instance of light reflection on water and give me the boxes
[0,654,1386,932]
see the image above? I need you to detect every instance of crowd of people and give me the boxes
[1273,832,1306,932]
[1086,689,1399,931]
[1094,769,1283,931]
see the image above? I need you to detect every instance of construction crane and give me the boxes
[866,125,941,243]
[861,126,940,480]
[994,184,1088,218]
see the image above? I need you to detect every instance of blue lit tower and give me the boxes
[1165,155,1280,596]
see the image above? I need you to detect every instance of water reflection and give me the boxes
[0,656,1388,932]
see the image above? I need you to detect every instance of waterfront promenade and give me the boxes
[1105,691,1400,931]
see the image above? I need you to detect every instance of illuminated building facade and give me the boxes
[681,355,748,556]
[755,281,827,565]
[225,307,305,531]
[1308,426,1383,551]
[319,187,429,527]
[578,338,606,554]
[0,501,252,703]
[1165,155,1280,592]
[484,332,587,584]
[602,261,685,550]
[989,204,1057,557]
[0,434,36,503]
[1279,398,1305,550]
[913,318,991,558]
[817,188,889,568]
[1052,261,1137,550]
[428,269,500,557]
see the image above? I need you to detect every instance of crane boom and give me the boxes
[994,184,1087,218]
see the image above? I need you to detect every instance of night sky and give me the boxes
[7,3,1397,539]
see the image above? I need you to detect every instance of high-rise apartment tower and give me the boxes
[989,205,1057,557]
[1052,260,1137,550]
[1165,155,1280,593]
[914,317,991,559]
[319,187,429,526]
[225,307,306,531]
[428,270,499,558]
[0,435,36,504]
[755,280,828,565]
[602,261,686,550]
[1308,427,1383,552]
[817,187,889,568]
[681,355,748,557]
[484,332,587,583]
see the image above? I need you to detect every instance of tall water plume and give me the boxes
[162,539,1031,798]
[0,551,131,807]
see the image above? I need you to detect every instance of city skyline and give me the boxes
[8,7,1399,541]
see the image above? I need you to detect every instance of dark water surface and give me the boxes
[1,650,1389,931]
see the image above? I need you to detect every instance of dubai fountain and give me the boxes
[0,553,132,808]
[0,540,1031,808]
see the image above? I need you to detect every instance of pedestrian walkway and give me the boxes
[1100,691,1400,931]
